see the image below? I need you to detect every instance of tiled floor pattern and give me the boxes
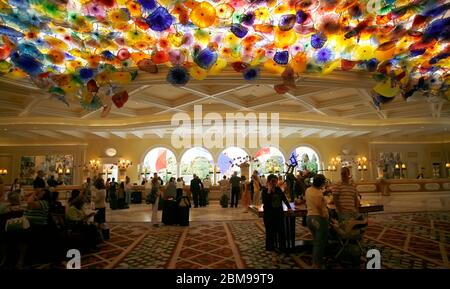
[29,211,450,269]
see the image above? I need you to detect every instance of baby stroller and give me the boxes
[327,215,368,268]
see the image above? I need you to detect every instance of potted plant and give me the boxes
[220,194,229,208]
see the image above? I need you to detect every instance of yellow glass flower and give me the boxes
[189,64,208,80]
[108,71,132,84]
[168,32,184,47]
[190,2,217,28]
[264,59,285,74]
[44,36,69,51]
[216,3,234,19]
[290,53,307,74]
[373,79,400,97]
[274,27,297,49]
[352,45,375,61]
[208,58,227,75]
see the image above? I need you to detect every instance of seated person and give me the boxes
[65,196,100,251]
[24,189,52,229]
[331,167,360,221]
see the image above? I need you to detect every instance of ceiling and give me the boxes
[0,69,449,142]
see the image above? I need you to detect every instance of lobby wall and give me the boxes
[1,137,448,185]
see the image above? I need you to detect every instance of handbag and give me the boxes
[5,216,30,232]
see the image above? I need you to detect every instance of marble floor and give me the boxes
[105,191,450,223]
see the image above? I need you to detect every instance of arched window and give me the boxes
[252,146,285,176]
[142,147,177,183]
[180,147,214,183]
[290,146,321,173]
[217,147,249,178]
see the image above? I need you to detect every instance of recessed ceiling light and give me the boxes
[3,128,7,131]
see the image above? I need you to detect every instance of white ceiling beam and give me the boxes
[8,131,38,138]
[18,95,50,117]
[130,131,144,139]
[347,131,371,137]
[368,130,399,138]
[29,130,62,139]
[110,107,137,117]
[80,109,101,119]
[57,130,86,139]
[110,131,127,139]
[316,95,364,109]
[91,132,111,139]
[332,131,354,138]
[177,86,248,110]
[281,127,299,138]
[319,130,337,138]
[300,128,321,138]
[357,89,387,119]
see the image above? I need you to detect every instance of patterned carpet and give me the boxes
[29,211,450,269]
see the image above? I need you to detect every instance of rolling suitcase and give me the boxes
[162,199,177,225]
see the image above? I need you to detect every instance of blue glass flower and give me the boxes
[423,3,450,18]
[311,33,327,49]
[230,24,248,38]
[273,51,289,65]
[365,58,378,72]
[10,52,42,76]
[9,0,29,9]
[296,10,308,24]
[315,48,333,64]
[167,66,190,86]
[429,52,450,64]
[279,14,296,31]
[0,24,24,38]
[243,68,259,81]
[242,12,255,26]
[146,7,173,32]
[79,68,94,81]
[137,0,157,11]
[424,17,450,41]
[194,48,218,70]
[17,42,44,61]
[101,50,115,60]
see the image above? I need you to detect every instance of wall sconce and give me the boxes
[401,164,406,170]
[65,168,71,175]
[0,169,7,175]
[57,167,63,175]
[395,163,400,169]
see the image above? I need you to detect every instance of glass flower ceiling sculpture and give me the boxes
[0,0,448,115]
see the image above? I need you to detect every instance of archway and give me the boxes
[252,146,286,176]
[180,147,214,183]
[217,147,249,180]
[142,147,177,183]
[290,146,321,173]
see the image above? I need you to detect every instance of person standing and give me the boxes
[202,175,212,206]
[240,176,251,213]
[124,176,132,208]
[93,178,106,228]
[108,178,118,210]
[305,174,329,269]
[262,174,292,252]
[331,167,360,221]
[252,173,262,207]
[47,175,58,188]
[229,172,241,208]
[33,170,47,191]
[219,176,229,198]
[260,175,267,190]
[150,173,161,226]
[176,178,184,200]
[190,174,202,208]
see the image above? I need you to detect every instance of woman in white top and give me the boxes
[150,174,161,226]
[176,178,184,200]
[305,174,329,269]
[202,176,212,206]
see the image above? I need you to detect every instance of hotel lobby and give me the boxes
[0,0,449,270]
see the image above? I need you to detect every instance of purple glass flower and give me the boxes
[230,24,248,38]
[296,10,309,24]
[279,14,296,31]
[137,0,157,11]
[274,51,289,65]
[242,12,255,26]
[79,68,94,81]
[315,48,333,64]
[243,68,259,80]
[311,33,327,49]
[146,7,173,32]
